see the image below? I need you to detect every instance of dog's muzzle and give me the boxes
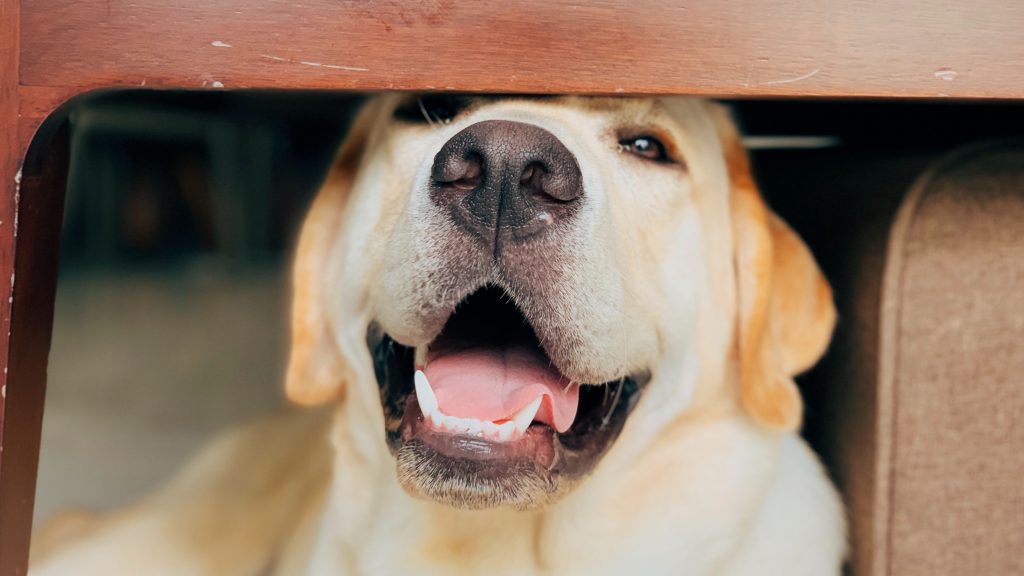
[429,120,583,248]
[372,118,647,510]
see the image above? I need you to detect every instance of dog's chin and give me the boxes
[371,285,648,511]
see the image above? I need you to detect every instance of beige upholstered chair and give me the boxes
[769,142,1024,575]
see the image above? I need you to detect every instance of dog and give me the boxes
[31,95,846,575]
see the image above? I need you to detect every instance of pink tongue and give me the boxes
[422,343,579,433]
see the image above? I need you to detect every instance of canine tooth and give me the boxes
[414,345,428,367]
[496,421,515,441]
[427,410,444,429]
[414,370,438,416]
[511,397,542,433]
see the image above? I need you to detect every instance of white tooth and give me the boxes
[465,419,483,436]
[482,421,499,437]
[428,410,444,429]
[448,416,464,432]
[438,414,455,432]
[511,397,543,433]
[497,421,515,441]
[414,370,438,416]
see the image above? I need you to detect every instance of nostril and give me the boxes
[433,152,484,191]
[520,161,581,204]
[519,162,546,194]
[540,164,582,203]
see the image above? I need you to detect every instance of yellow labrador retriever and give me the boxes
[31,95,846,575]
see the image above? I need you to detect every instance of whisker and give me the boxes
[417,97,436,127]
[602,377,625,427]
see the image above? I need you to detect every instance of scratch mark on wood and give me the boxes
[259,54,368,71]
[760,67,821,86]
[299,60,369,72]
[211,40,233,48]
[934,68,957,81]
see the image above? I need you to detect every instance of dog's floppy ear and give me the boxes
[286,99,383,405]
[714,106,836,431]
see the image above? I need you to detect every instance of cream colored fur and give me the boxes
[31,96,846,575]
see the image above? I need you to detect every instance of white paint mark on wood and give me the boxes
[934,68,957,81]
[211,81,225,88]
[211,40,233,48]
[13,167,20,236]
[760,67,821,86]
[260,54,287,62]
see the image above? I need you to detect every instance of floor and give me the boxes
[34,260,287,523]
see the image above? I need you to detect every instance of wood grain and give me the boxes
[19,0,1024,99]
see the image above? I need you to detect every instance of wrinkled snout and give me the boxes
[430,120,583,248]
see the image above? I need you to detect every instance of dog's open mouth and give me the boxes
[371,285,647,510]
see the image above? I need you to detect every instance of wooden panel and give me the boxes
[19,0,1024,98]
[0,121,69,576]
[17,87,80,150]
[0,0,30,570]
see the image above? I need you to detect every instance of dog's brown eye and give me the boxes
[618,136,669,162]
[394,95,465,125]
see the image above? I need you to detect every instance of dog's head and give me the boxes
[286,95,835,510]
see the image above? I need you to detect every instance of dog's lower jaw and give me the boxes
[311,414,844,576]
[395,439,566,511]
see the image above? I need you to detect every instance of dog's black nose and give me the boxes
[430,120,583,246]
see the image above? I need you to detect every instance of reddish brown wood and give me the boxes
[1,0,27,571]
[0,123,68,576]
[17,87,80,150]
[2,7,76,574]
[18,0,1024,99]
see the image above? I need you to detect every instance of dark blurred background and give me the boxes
[35,91,1024,523]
